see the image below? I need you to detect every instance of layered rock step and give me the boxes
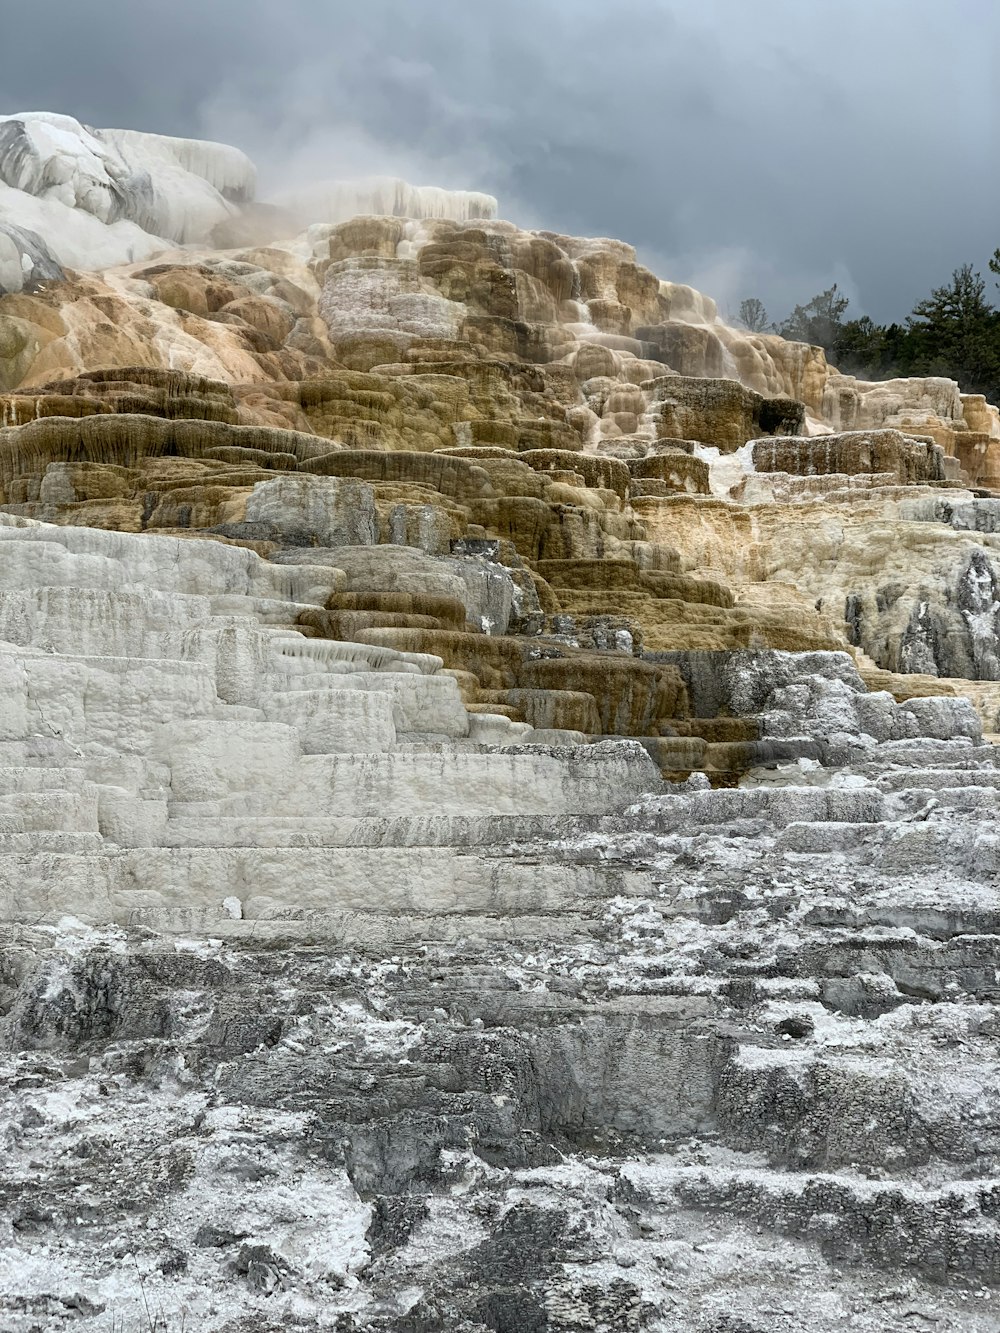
[0,362,995,765]
[0,516,672,948]
[0,505,861,785]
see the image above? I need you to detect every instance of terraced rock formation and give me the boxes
[0,118,998,1331]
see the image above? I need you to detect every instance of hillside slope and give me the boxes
[0,120,997,1332]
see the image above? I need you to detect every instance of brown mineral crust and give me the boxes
[752,429,945,483]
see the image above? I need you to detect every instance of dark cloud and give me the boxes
[2,0,998,321]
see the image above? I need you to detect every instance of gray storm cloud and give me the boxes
[1,0,998,322]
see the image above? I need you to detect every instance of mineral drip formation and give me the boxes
[0,113,997,1332]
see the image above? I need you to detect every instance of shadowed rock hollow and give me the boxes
[0,114,998,1332]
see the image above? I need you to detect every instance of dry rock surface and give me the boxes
[0,117,997,1332]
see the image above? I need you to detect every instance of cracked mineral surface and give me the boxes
[0,114,997,1331]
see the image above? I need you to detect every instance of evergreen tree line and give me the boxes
[737,250,1000,404]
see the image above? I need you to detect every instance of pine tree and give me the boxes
[835,316,897,377]
[738,297,769,333]
[776,284,849,356]
[906,264,1000,398]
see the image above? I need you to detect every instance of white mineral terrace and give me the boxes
[0,514,661,925]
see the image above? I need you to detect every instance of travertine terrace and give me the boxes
[0,113,998,1331]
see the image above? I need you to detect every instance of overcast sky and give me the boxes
[3,0,998,322]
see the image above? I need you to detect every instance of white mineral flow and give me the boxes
[0,116,498,294]
[317,256,465,340]
[283,175,498,226]
[0,112,255,257]
[696,438,758,497]
[99,127,257,203]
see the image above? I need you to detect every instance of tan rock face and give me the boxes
[650,377,804,452]
[752,429,945,484]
